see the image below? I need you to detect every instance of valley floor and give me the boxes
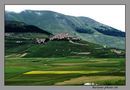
[5,57,125,86]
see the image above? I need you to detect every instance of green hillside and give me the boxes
[5,36,125,58]
[5,10,125,49]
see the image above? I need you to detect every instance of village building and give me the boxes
[50,33,80,41]
[36,38,46,44]
[35,38,49,44]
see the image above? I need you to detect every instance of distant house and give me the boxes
[111,49,122,54]
[103,45,107,48]
[5,33,11,37]
[16,41,23,44]
[36,38,46,44]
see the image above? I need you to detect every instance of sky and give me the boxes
[5,5,125,32]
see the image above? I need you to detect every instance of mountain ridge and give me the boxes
[5,10,125,49]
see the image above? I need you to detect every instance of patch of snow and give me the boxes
[55,14,59,17]
[35,12,42,15]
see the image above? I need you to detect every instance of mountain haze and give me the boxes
[5,10,125,49]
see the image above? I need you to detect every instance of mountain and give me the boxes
[5,20,52,35]
[5,10,125,49]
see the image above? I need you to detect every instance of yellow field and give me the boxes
[23,70,105,75]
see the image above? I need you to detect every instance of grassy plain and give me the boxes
[5,57,125,85]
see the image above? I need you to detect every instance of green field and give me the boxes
[5,35,125,86]
[5,57,125,86]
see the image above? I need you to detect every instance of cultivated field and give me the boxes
[5,57,125,86]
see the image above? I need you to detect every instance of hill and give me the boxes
[5,10,125,49]
[5,20,52,35]
[5,36,125,58]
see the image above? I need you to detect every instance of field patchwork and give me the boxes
[5,57,125,85]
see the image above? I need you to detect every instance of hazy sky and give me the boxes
[5,5,125,32]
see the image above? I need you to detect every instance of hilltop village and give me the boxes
[36,33,80,44]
